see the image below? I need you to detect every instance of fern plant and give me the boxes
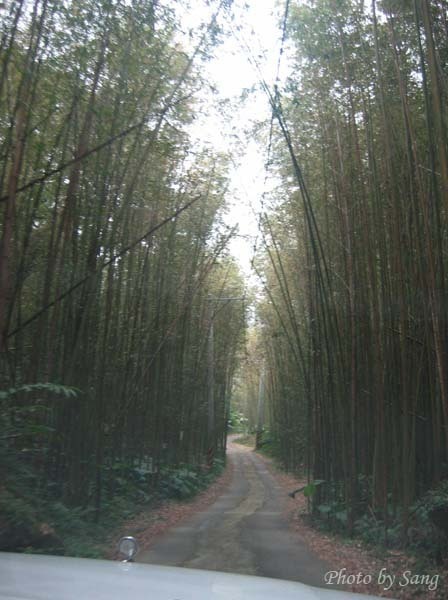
[0,382,81,443]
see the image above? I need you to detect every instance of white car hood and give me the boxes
[0,552,385,600]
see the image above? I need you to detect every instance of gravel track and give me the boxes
[138,440,331,587]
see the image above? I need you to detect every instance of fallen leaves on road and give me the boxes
[106,443,446,599]
[107,461,234,559]
[255,451,446,599]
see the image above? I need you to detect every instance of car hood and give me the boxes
[0,552,385,600]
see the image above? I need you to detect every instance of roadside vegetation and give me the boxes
[0,0,245,554]
[3,0,448,577]
[231,0,448,568]
[2,404,225,558]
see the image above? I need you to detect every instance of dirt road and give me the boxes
[138,440,331,587]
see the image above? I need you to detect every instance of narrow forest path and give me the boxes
[138,439,331,588]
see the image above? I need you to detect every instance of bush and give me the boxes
[227,409,249,433]
[158,459,224,501]
[310,477,448,566]
[255,430,281,458]
[409,479,448,562]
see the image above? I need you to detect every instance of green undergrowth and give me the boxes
[1,383,226,557]
[309,478,448,569]
[233,431,287,470]
[157,459,225,501]
[255,434,281,460]
[252,430,299,473]
[253,429,448,570]
[0,456,225,558]
[227,409,249,433]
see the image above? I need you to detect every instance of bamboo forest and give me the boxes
[1,0,448,596]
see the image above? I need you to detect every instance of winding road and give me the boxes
[138,439,332,588]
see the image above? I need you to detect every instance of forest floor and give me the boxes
[136,437,331,585]
[109,436,447,598]
[106,455,235,560]
[259,455,447,599]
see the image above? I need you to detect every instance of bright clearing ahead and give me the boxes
[175,0,291,277]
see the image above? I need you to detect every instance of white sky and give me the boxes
[174,0,290,280]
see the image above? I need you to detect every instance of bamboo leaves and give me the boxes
[0,0,246,517]
[256,0,448,543]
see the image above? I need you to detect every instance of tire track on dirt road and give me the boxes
[139,440,331,587]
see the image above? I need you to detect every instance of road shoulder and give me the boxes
[253,448,445,599]
[106,460,234,559]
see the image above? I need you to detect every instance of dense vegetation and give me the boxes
[0,0,245,552]
[248,0,448,556]
[3,0,448,564]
